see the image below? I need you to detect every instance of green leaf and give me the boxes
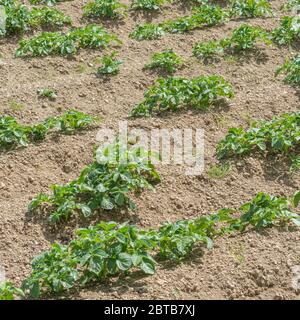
[293,190,300,207]
[116,253,133,271]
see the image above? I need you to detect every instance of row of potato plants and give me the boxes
[0,0,72,36]
[15,24,121,57]
[0,110,98,150]
[129,1,273,40]
[1,187,300,299]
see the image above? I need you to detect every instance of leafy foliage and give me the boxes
[15,24,121,57]
[129,23,165,40]
[163,5,228,33]
[281,0,300,12]
[131,0,165,11]
[229,0,273,18]
[144,49,183,74]
[22,192,300,297]
[131,75,234,117]
[29,7,72,28]
[193,24,270,59]
[216,112,300,159]
[37,88,57,100]
[271,16,300,45]
[83,0,127,19]
[0,110,98,150]
[130,5,228,40]
[0,2,72,36]
[29,0,71,5]
[29,142,161,223]
[97,51,122,75]
[207,162,231,179]
[0,282,24,300]
[0,2,30,36]
[276,54,300,86]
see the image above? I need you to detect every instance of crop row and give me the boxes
[0,110,98,150]
[1,186,299,299]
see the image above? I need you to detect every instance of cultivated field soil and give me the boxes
[0,0,300,300]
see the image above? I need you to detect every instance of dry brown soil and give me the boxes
[0,0,300,300]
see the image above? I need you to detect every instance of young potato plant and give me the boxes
[276,55,300,86]
[0,110,98,150]
[271,16,300,45]
[20,192,300,298]
[0,282,24,300]
[97,51,123,75]
[162,5,228,34]
[131,75,234,117]
[282,0,300,12]
[216,112,300,160]
[15,25,121,57]
[28,142,161,223]
[29,0,72,5]
[129,23,165,40]
[130,5,228,40]
[0,2,30,36]
[83,0,127,19]
[144,49,183,74]
[0,2,72,36]
[229,0,273,18]
[29,7,72,28]
[193,24,270,59]
[37,88,58,100]
[131,0,165,11]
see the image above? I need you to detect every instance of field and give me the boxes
[0,0,300,300]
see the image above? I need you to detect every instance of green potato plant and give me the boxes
[216,112,300,159]
[29,142,161,223]
[144,49,183,74]
[97,51,123,75]
[0,110,98,150]
[193,24,271,60]
[131,75,234,117]
[15,24,121,57]
[276,54,300,86]
[271,16,300,45]
[83,0,127,19]
[18,191,300,298]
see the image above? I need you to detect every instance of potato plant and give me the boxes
[0,110,98,150]
[271,16,300,45]
[282,0,300,12]
[131,0,165,11]
[29,0,72,5]
[229,0,273,18]
[0,282,24,300]
[37,88,58,100]
[144,49,183,74]
[83,0,127,19]
[15,25,121,57]
[129,23,165,40]
[19,192,300,298]
[131,75,234,117]
[130,5,228,40]
[193,24,270,59]
[29,142,161,223]
[276,55,300,86]
[29,7,72,28]
[97,51,123,75]
[216,112,300,159]
[0,2,72,36]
